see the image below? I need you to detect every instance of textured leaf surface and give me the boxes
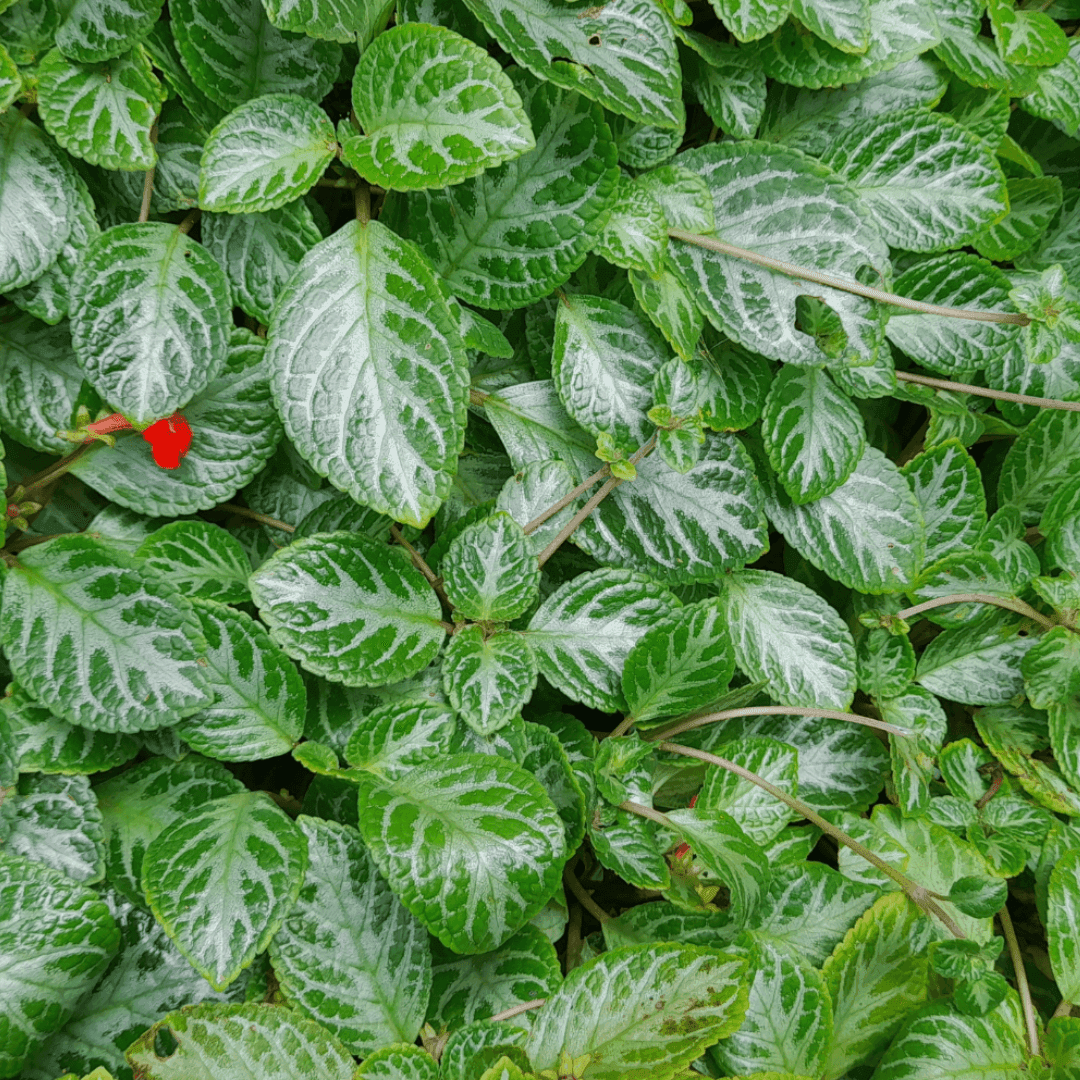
[442,626,538,737]
[267,219,468,528]
[1,536,210,733]
[142,791,307,990]
[126,1002,356,1080]
[264,0,393,43]
[269,817,430,1055]
[461,0,683,129]
[250,532,445,688]
[55,0,164,64]
[69,222,231,423]
[391,76,618,309]
[346,23,533,190]
[1048,848,1080,1003]
[998,410,1080,524]
[354,753,567,954]
[136,520,251,604]
[524,943,747,1080]
[593,176,667,276]
[525,569,679,713]
[199,93,336,213]
[343,700,459,781]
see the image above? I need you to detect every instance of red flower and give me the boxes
[142,413,193,469]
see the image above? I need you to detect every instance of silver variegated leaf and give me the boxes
[55,0,164,64]
[442,626,538,737]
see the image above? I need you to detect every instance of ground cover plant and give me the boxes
[3,0,1080,1078]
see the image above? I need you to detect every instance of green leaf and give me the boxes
[345,23,533,191]
[0,852,119,1078]
[678,30,767,141]
[269,817,429,1055]
[267,218,468,528]
[0,112,81,292]
[793,0,871,52]
[622,597,735,726]
[354,752,567,954]
[761,365,866,505]
[999,405,1080,523]
[670,141,889,368]
[496,458,578,558]
[389,74,618,310]
[881,686,947,816]
[524,943,748,1080]
[1,536,210,733]
[125,1002,357,1080]
[201,200,322,327]
[264,0,393,44]
[0,41,18,112]
[948,876,1008,920]
[136,520,251,604]
[710,935,832,1079]
[706,0,790,43]
[1023,626,1080,710]
[553,293,670,453]
[70,330,282,516]
[250,532,446,688]
[428,923,560,1031]
[821,892,930,1080]
[442,626,538,737]
[1049,848,1080,1004]
[987,0,1068,67]
[525,568,679,713]
[354,1042,441,1080]
[521,721,586,853]
[343,700,459,780]
[175,600,304,761]
[141,19,226,131]
[628,264,703,362]
[593,176,667,277]
[170,0,340,110]
[974,176,1064,263]
[719,569,858,709]
[440,1022,530,1080]
[55,0,163,64]
[460,0,683,130]
[198,93,336,213]
[142,790,307,990]
[818,108,1007,252]
[443,512,540,622]
[1019,40,1080,136]
[69,221,231,423]
[37,45,164,174]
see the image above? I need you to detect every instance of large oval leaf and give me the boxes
[354,752,567,954]
[267,218,469,528]
[69,222,231,424]
[0,535,211,734]
[249,531,446,687]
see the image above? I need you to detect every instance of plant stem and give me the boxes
[563,864,612,924]
[138,123,157,223]
[536,434,656,569]
[608,715,635,739]
[895,593,1056,630]
[648,704,911,742]
[998,904,1041,1058]
[7,440,100,499]
[657,740,966,938]
[523,463,611,536]
[389,524,452,610]
[669,229,1030,326]
[215,503,295,533]
[316,175,358,189]
[894,370,1080,413]
[565,896,583,973]
[620,799,674,829]
[177,208,201,235]
[355,182,370,224]
[1052,999,1075,1020]
[488,999,547,1023]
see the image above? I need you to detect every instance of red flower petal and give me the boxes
[142,413,192,470]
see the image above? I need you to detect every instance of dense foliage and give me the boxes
[2,0,1080,1078]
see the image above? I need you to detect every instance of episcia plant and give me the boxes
[5,1,1080,1079]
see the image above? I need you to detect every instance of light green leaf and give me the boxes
[343,700,459,780]
[125,1002,357,1080]
[0,111,79,292]
[1049,848,1080,1004]
[354,1042,441,1080]
[264,0,393,44]
[136,520,251,604]
[593,176,667,277]
[710,936,832,1079]
[765,445,925,594]
[622,597,735,726]
[428,923,561,1031]
[1,536,210,733]
[521,721,586,853]
[524,943,748,1080]
[793,0,871,52]
[761,365,866,505]
[718,569,857,710]
[974,176,1064,263]
[202,200,322,326]
[999,409,1080,523]
[706,0,790,42]
[0,852,118,1078]
[988,0,1068,67]
[1019,39,1080,135]
[525,568,679,713]
[678,30,767,141]
[345,23,533,191]
[5,773,104,884]
[460,0,682,130]
[69,221,231,423]
[590,809,670,891]
[670,140,889,368]
[70,330,282,517]
[142,790,307,990]
[629,264,704,362]
[170,0,340,110]
[354,752,567,954]
[269,817,429,1055]
[249,532,446,688]
[553,293,670,453]
[198,93,336,213]
[175,600,304,761]
[0,42,18,112]
[440,1022,531,1080]
[55,0,163,64]
[821,892,930,1080]
[443,512,540,622]
[442,626,538,737]
[881,686,947,816]
[496,458,578,558]
[37,46,165,171]
[267,218,468,528]
[1022,627,1080,710]
[390,73,618,310]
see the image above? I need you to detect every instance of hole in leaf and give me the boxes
[794,294,848,359]
[588,33,601,45]
[551,55,594,75]
[154,1027,179,1059]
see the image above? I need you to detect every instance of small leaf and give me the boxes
[136,520,251,604]
[442,626,538,737]
[199,93,336,213]
[343,700,459,780]
[55,0,164,64]
[948,876,1008,920]
[592,176,667,277]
